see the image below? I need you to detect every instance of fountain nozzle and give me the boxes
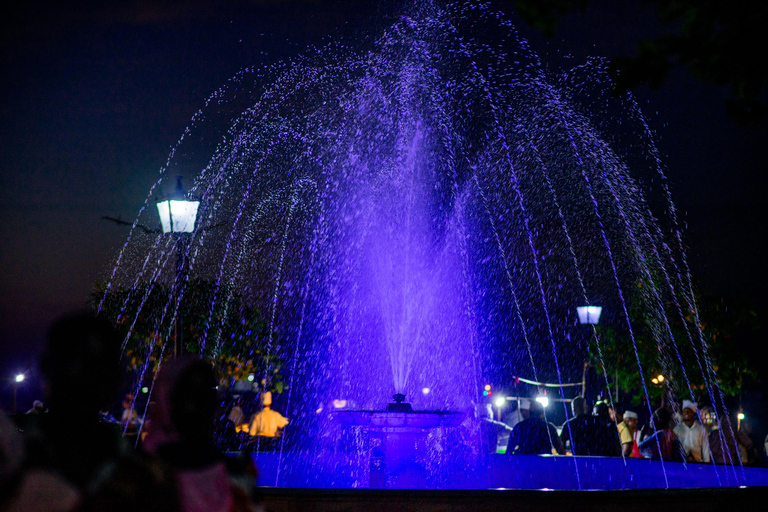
[387,393,412,412]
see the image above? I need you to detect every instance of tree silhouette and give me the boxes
[509,0,768,124]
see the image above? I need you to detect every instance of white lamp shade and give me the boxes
[157,199,199,233]
[577,306,602,325]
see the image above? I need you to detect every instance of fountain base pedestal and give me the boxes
[335,409,464,489]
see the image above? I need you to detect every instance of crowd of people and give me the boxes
[2,312,767,511]
[0,312,263,512]
[502,395,764,466]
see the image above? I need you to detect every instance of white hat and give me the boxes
[623,410,638,420]
[682,400,697,412]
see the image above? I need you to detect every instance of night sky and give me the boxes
[2,0,766,411]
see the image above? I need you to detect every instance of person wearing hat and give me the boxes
[617,410,640,457]
[247,390,289,450]
[673,400,710,463]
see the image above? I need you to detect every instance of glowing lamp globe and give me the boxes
[156,176,199,233]
[577,306,602,325]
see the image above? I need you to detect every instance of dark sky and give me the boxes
[1,0,766,410]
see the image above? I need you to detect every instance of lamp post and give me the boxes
[577,306,602,398]
[156,176,199,357]
[13,373,24,414]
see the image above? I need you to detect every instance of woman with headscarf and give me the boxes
[143,356,259,512]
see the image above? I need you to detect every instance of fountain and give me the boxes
[101,0,768,494]
[332,393,463,488]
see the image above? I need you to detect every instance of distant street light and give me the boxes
[157,176,199,357]
[535,395,549,408]
[12,373,25,414]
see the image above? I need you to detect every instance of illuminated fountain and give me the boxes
[101,0,768,490]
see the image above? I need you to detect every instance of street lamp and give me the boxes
[13,373,24,414]
[156,176,200,234]
[577,306,602,397]
[577,306,602,325]
[156,176,199,357]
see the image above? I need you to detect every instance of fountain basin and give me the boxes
[330,409,465,488]
[252,451,768,490]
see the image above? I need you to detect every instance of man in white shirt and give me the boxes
[673,400,710,463]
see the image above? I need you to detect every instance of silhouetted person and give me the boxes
[560,396,613,456]
[592,400,622,457]
[737,418,760,466]
[639,407,684,461]
[143,356,258,512]
[506,400,564,455]
[25,400,45,415]
[23,312,126,489]
[709,416,749,465]
[1,409,80,511]
[14,312,180,512]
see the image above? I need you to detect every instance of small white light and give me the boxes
[422,387,430,395]
[737,412,745,420]
[141,387,149,394]
[577,306,602,325]
[15,374,24,383]
[332,399,347,409]
[494,396,506,408]
[536,396,549,408]
[247,374,255,382]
